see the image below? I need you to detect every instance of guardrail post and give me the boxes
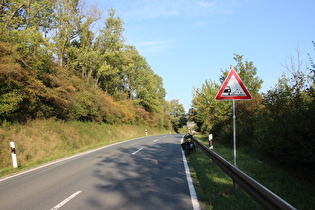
[10,142,18,168]
[233,180,239,193]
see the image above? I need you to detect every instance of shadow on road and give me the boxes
[88,137,193,210]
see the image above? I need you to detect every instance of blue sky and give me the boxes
[91,0,314,111]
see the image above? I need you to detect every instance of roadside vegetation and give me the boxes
[190,50,315,185]
[0,0,187,130]
[0,119,170,177]
[187,135,315,210]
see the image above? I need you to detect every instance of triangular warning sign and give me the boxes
[215,68,252,100]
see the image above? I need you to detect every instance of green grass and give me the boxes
[187,135,314,210]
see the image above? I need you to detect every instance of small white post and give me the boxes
[208,134,214,150]
[10,142,18,168]
[145,129,148,136]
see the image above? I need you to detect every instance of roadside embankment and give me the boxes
[0,119,170,176]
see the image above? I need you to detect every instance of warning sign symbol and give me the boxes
[216,67,252,100]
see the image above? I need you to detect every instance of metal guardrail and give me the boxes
[191,136,297,210]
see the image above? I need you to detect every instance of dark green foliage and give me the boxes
[167,99,187,133]
[256,85,315,182]
[192,51,315,183]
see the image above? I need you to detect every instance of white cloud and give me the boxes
[133,40,174,54]
[127,5,179,18]
[114,0,230,19]
[99,0,261,20]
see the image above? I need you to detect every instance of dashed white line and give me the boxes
[51,191,81,210]
[132,148,143,155]
[153,139,158,142]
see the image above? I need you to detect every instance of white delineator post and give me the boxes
[10,142,18,168]
[208,134,214,150]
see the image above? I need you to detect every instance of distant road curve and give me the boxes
[0,134,201,210]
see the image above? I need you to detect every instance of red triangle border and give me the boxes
[215,69,252,100]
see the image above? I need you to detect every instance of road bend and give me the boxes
[0,134,200,210]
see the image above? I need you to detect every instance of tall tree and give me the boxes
[121,45,144,100]
[134,68,166,113]
[0,0,55,34]
[67,6,102,83]
[96,8,126,97]
[52,0,83,66]
[192,54,263,138]
[220,54,263,95]
[258,49,315,181]
[308,41,315,95]
[0,0,55,72]
[167,99,187,133]
[192,79,230,133]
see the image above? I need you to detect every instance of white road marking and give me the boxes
[132,148,143,155]
[181,149,201,210]
[0,136,149,182]
[50,191,81,210]
[153,139,158,142]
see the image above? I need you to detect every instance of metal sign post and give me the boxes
[215,67,252,192]
[232,100,239,192]
[232,100,236,166]
[215,67,252,166]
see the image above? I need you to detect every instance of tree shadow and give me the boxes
[85,138,194,210]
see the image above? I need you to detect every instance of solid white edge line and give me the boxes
[0,136,149,182]
[51,191,81,210]
[182,147,201,210]
[132,147,143,155]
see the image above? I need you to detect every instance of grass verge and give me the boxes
[0,119,170,177]
[187,134,314,210]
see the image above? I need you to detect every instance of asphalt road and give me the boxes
[0,134,200,210]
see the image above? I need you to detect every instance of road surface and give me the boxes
[0,134,200,210]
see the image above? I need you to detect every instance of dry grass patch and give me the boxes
[0,119,169,176]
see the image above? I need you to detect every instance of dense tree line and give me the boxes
[191,52,315,182]
[0,0,186,131]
